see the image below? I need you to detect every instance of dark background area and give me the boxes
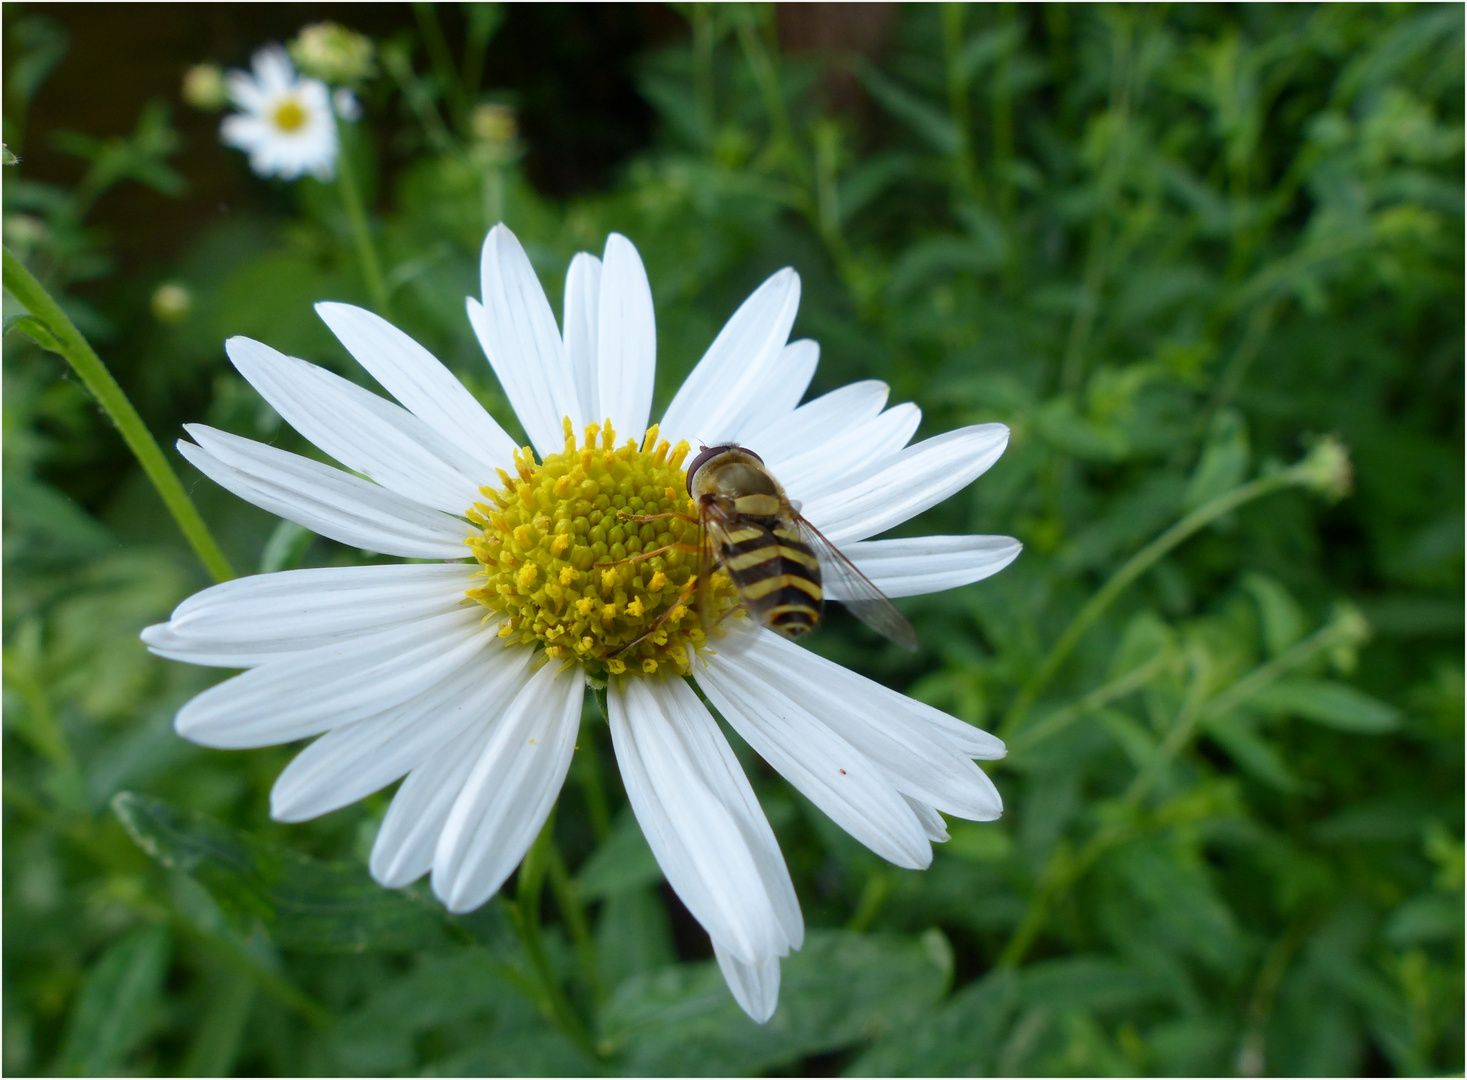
[12,4,670,267]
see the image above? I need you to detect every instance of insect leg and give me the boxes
[593,542,703,568]
[610,574,700,657]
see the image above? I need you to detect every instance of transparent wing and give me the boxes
[794,514,920,651]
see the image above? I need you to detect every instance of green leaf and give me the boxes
[602,930,953,1075]
[578,808,662,898]
[1241,572,1306,656]
[1184,408,1250,510]
[6,313,65,353]
[56,924,171,1076]
[848,968,1022,1076]
[1250,677,1403,733]
[1203,714,1306,792]
[851,59,959,156]
[597,887,676,991]
[112,791,454,953]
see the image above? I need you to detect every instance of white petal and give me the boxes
[371,720,493,888]
[595,234,656,439]
[715,943,781,1024]
[141,563,473,667]
[800,424,1011,545]
[174,608,494,749]
[562,252,602,426]
[905,797,951,843]
[659,268,801,447]
[721,631,1003,821]
[179,428,474,560]
[471,224,580,458]
[694,649,932,869]
[609,677,801,964]
[830,535,1023,600]
[253,45,294,92]
[224,337,483,515]
[432,662,584,912]
[271,642,534,822]
[314,302,517,474]
[777,403,922,497]
[749,628,1004,761]
[724,339,820,446]
[743,380,889,470]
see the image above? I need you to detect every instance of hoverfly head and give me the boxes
[685,443,763,494]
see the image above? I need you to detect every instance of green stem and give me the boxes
[547,844,605,1009]
[3,247,235,583]
[334,139,389,316]
[513,814,600,1062]
[1002,465,1308,740]
[1009,648,1172,755]
[735,15,807,186]
[941,3,985,205]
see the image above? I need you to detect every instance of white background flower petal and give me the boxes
[471,224,580,457]
[800,423,1011,545]
[174,608,495,749]
[179,427,474,560]
[432,662,584,912]
[595,234,656,439]
[562,252,602,426]
[694,651,932,869]
[659,268,800,446]
[609,677,801,965]
[830,534,1023,599]
[744,380,889,468]
[715,944,781,1024]
[315,302,518,474]
[225,337,483,515]
[271,642,533,822]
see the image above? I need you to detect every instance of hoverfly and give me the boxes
[679,444,919,650]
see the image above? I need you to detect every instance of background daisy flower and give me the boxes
[143,223,1019,1022]
[220,45,338,181]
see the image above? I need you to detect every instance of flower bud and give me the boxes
[470,102,517,147]
[289,22,375,84]
[182,64,228,111]
[1296,435,1352,501]
[150,282,192,324]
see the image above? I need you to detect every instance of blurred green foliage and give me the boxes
[3,4,1462,1075]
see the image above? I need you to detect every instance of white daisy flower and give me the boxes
[143,224,1020,1023]
[220,45,338,181]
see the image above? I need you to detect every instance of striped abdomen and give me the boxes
[717,519,823,639]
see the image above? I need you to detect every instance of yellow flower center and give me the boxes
[466,419,738,678]
[272,99,309,133]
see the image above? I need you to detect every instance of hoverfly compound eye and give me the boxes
[741,446,764,464]
[686,444,735,493]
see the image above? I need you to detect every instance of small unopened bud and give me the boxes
[1296,435,1352,501]
[289,22,375,84]
[470,102,517,147]
[1326,601,1371,674]
[151,282,192,324]
[182,64,228,111]
[4,214,47,253]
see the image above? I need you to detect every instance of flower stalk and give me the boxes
[2,247,235,583]
[333,135,390,315]
[1002,444,1351,740]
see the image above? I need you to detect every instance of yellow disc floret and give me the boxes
[466,419,737,678]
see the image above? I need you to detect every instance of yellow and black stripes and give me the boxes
[715,521,823,638]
